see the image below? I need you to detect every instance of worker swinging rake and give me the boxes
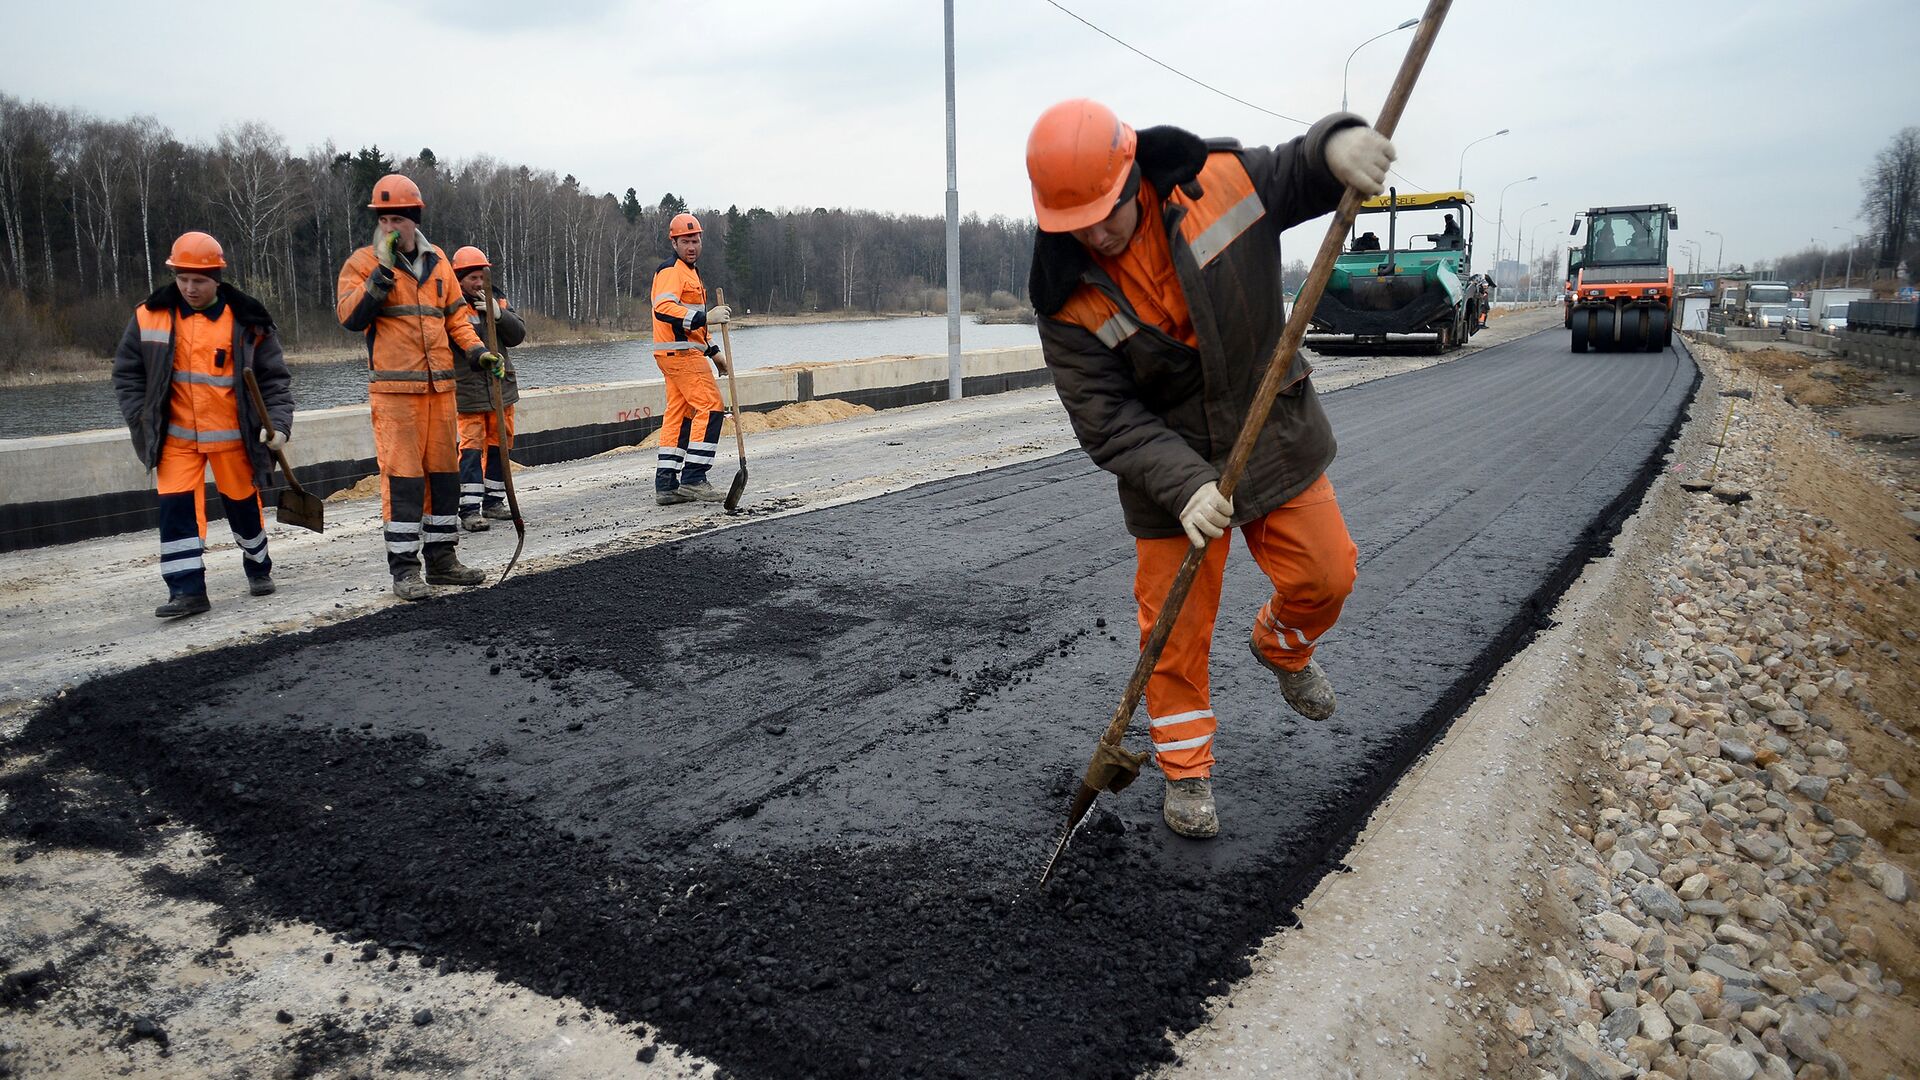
[1036,0,1454,889]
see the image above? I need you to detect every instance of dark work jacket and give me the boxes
[111,282,294,492]
[451,290,525,413]
[1031,114,1361,538]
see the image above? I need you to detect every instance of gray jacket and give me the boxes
[1030,115,1359,539]
[111,282,294,493]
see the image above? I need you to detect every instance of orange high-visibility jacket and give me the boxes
[650,257,713,356]
[337,240,485,395]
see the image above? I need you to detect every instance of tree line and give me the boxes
[1752,126,1920,291]
[0,93,1037,365]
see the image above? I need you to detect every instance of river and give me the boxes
[0,315,1039,440]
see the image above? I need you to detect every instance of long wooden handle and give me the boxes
[240,368,306,496]
[715,288,747,460]
[1094,0,1452,750]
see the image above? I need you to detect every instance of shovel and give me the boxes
[478,268,527,583]
[1036,0,1453,889]
[713,288,749,511]
[241,368,324,533]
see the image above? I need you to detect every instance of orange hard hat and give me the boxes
[368,173,425,211]
[451,246,491,276]
[669,212,702,238]
[164,231,226,271]
[1026,99,1138,233]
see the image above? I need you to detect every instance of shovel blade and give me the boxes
[276,489,325,534]
[724,465,748,512]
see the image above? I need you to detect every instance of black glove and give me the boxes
[704,344,721,359]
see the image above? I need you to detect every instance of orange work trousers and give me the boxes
[653,353,725,490]
[371,389,461,574]
[155,443,269,594]
[458,405,514,515]
[1133,473,1358,780]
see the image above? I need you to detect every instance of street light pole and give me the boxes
[1705,229,1723,274]
[1457,128,1509,191]
[1833,225,1856,289]
[1816,238,1829,291]
[1515,201,1549,299]
[1494,175,1537,271]
[1342,18,1419,112]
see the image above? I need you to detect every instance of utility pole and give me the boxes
[943,0,962,401]
[1494,175,1537,271]
[1705,229,1723,274]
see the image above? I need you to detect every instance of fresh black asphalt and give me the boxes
[7,329,1697,1078]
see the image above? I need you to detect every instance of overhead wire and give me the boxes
[1039,0,1431,191]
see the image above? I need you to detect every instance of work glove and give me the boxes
[258,427,288,450]
[470,294,501,319]
[375,226,400,269]
[704,304,732,326]
[1324,125,1396,197]
[478,352,507,379]
[1178,481,1232,549]
[705,343,729,374]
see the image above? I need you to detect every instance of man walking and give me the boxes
[648,212,732,504]
[336,173,500,600]
[113,231,293,618]
[448,245,526,531]
[1026,99,1393,838]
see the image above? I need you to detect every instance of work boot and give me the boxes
[656,488,693,506]
[1249,634,1338,720]
[482,502,513,521]
[424,546,486,586]
[248,575,276,597]
[680,480,726,502]
[393,569,432,602]
[461,511,489,531]
[1162,777,1219,839]
[154,592,211,619]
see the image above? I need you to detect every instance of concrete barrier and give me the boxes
[0,346,1047,552]
[1838,329,1920,374]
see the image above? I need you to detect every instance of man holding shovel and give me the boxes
[448,245,526,532]
[112,231,293,618]
[1026,100,1393,838]
[336,173,502,600]
[648,212,732,505]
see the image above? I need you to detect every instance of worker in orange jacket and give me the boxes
[111,232,294,618]
[649,212,731,504]
[448,245,526,531]
[336,173,503,600]
[1027,99,1395,838]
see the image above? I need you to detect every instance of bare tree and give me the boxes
[212,121,299,293]
[1861,126,1920,270]
[126,116,174,293]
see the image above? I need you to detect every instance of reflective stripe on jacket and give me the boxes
[1031,115,1362,539]
[111,282,294,490]
[156,305,242,449]
[650,258,711,354]
[452,292,525,413]
[336,238,484,394]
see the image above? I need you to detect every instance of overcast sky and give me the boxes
[5,0,1915,272]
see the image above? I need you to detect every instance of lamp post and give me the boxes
[1494,175,1537,270]
[1704,229,1723,274]
[1514,202,1549,300]
[1457,128,1508,191]
[1833,225,1856,288]
[1815,238,1829,291]
[1343,18,1419,112]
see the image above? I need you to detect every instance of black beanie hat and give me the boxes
[382,205,423,225]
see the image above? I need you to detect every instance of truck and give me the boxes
[1567,204,1677,352]
[1807,287,1870,332]
[1730,280,1792,326]
[1307,189,1482,353]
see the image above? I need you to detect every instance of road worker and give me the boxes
[1026,99,1394,839]
[336,173,502,600]
[112,231,293,618]
[648,213,731,504]
[448,245,526,531]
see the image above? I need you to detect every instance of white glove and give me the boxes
[1325,125,1397,197]
[1179,481,1232,548]
[704,304,732,326]
[471,295,500,318]
[259,427,288,450]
